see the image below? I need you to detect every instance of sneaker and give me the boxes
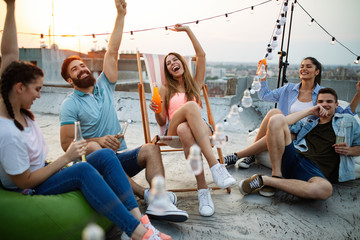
[218,153,239,166]
[235,155,255,169]
[142,228,161,240]
[140,215,172,240]
[145,193,188,222]
[210,163,236,189]
[198,189,215,217]
[239,174,264,195]
[144,188,177,205]
[259,186,276,197]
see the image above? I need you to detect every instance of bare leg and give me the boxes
[262,176,333,200]
[135,143,165,198]
[177,122,208,189]
[167,101,218,167]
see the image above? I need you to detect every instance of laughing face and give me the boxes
[67,60,96,89]
[165,54,184,79]
[316,93,338,118]
[299,59,320,82]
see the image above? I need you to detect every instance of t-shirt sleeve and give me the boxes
[0,130,30,176]
[59,97,78,126]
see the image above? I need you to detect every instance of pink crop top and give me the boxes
[167,93,200,120]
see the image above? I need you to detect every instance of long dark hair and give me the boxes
[163,52,201,111]
[303,57,322,86]
[1,61,44,130]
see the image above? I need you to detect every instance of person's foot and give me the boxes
[198,189,215,217]
[235,155,255,169]
[145,192,188,222]
[210,163,236,189]
[144,188,177,205]
[238,174,264,195]
[142,228,163,240]
[140,215,172,240]
[218,153,239,166]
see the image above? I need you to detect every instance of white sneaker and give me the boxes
[198,189,215,217]
[210,163,236,189]
[144,188,177,205]
[145,193,188,222]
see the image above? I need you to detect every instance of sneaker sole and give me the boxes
[146,210,189,222]
[259,189,275,197]
[238,180,248,195]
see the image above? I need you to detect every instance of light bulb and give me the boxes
[250,89,255,94]
[238,106,244,112]
[331,37,335,45]
[276,0,281,5]
[280,13,286,25]
[271,36,278,49]
[40,33,45,44]
[226,104,241,125]
[257,62,267,79]
[187,144,203,175]
[92,34,97,44]
[276,24,282,35]
[283,2,289,11]
[250,6,254,14]
[225,13,230,22]
[82,222,105,240]
[212,123,227,149]
[308,18,314,26]
[354,56,360,64]
[266,47,273,60]
[130,31,135,40]
[241,89,253,108]
[251,76,261,92]
[165,26,170,35]
[148,175,168,212]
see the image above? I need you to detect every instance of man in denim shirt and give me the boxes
[239,88,360,199]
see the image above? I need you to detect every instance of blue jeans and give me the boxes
[34,149,140,237]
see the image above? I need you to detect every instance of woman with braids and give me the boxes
[0,1,171,239]
[149,24,236,217]
[223,57,360,176]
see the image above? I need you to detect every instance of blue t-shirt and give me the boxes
[60,72,127,151]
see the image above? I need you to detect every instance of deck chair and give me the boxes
[136,51,230,193]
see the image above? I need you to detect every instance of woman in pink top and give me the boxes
[149,24,236,217]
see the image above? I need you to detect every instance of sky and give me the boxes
[0,0,359,66]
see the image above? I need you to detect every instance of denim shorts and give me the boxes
[164,118,214,136]
[116,146,144,177]
[281,142,326,181]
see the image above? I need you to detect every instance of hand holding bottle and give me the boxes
[150,83,162,113]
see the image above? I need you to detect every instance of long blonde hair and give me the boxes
[163,52,201,110]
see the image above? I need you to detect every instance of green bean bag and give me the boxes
[0,185,113,240]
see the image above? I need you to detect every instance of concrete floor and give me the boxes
[37,113,360,240]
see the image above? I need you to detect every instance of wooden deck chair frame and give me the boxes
[136,51,230,193]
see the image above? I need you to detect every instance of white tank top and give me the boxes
[289,99,313,121]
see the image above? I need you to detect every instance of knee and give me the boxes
[307,180,333,200]
[140,143,161,159]
[267,109,283,117]
[183,101,200,114]
[268,114,286,131]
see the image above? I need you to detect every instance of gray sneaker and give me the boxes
[144,188,177,205]
[235,155,255,169]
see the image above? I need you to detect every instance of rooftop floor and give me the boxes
[37,113,360,240]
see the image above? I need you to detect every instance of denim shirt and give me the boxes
[290,113,360,182]
[258,81,355,116]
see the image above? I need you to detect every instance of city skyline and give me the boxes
[0,0,359,66]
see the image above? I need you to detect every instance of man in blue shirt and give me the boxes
[239,88,360,199]
[58,0,188,222]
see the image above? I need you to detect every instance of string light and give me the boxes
[225,13,230,22]
[283,1,289,12]
[308,18,314,26]
[279,13,286,25]
[92,34,97,44]
[354,56,360,64]
[271,36,278,49]
[40,33,45,44]
[276,24,282,35]
[331,37,336,45]
[130,31,134,40]
[250,6,254,14]
[265,45,273,60]
[165,26,170,35]
[276,0,281,5]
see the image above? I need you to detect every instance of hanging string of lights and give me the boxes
[296,0,360,64]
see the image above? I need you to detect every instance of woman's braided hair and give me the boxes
[1,61,44,130]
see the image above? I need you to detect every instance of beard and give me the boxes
[71,70,96,88]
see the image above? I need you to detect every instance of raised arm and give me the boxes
[0,0,18,76]
[285,104,328,125]
[171,24,206,86]
[102,0,126,83]
[349,81,360,113]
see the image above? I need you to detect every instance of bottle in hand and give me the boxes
[152,83,162,113]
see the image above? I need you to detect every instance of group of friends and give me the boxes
[0,0,359,239]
